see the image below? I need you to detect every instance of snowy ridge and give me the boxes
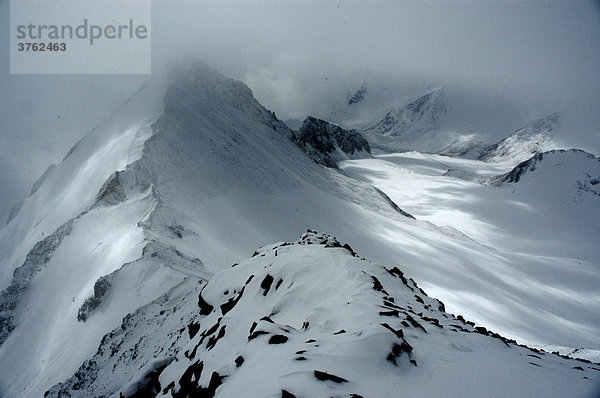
[494,148,598,186]
[364,87,447,138]
[30,164,57,197]
[361,87,450,152]
[0,168,163,396]
[48,232,600,397]
[45,278,202,398]
[0,65,415,397]
[481,113,560,164]
[0,78,166,293]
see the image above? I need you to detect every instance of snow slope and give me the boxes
[47,232,600,397]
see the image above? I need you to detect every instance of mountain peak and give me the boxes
[363,86,448,140]
[165,64,292,138]
[347,82,367,105]
[481,113,560,163]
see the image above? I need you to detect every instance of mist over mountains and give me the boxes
[2,1,600,224]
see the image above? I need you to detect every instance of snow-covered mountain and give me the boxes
[0,65,411,397]
[364,87,448,139]
[481,113,560,164]
[361,87,453,153]
[357,87,563,160]
[336,84,584,162]
[292,116,371,167]
[1,65,598,397]
[356,85,523,156]
[45,232,600,398]
[281,72,597,160]
[496,148,598,187]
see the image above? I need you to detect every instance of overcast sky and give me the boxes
[1,0,600,222]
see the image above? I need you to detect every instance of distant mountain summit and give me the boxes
[347,82,367,105]
[363,87,448,140]
[481,113,560,164]
[358,86,463,153]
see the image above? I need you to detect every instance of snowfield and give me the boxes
[340,149,600,359]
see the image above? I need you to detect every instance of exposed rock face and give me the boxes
[0,219,74,345]
[347,83,367,105]
[293,116,371,167]
[77,275,112,322]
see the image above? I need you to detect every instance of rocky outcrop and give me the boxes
[347,83,367,105]
[293,116,371,167]
[0,220,74,345]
